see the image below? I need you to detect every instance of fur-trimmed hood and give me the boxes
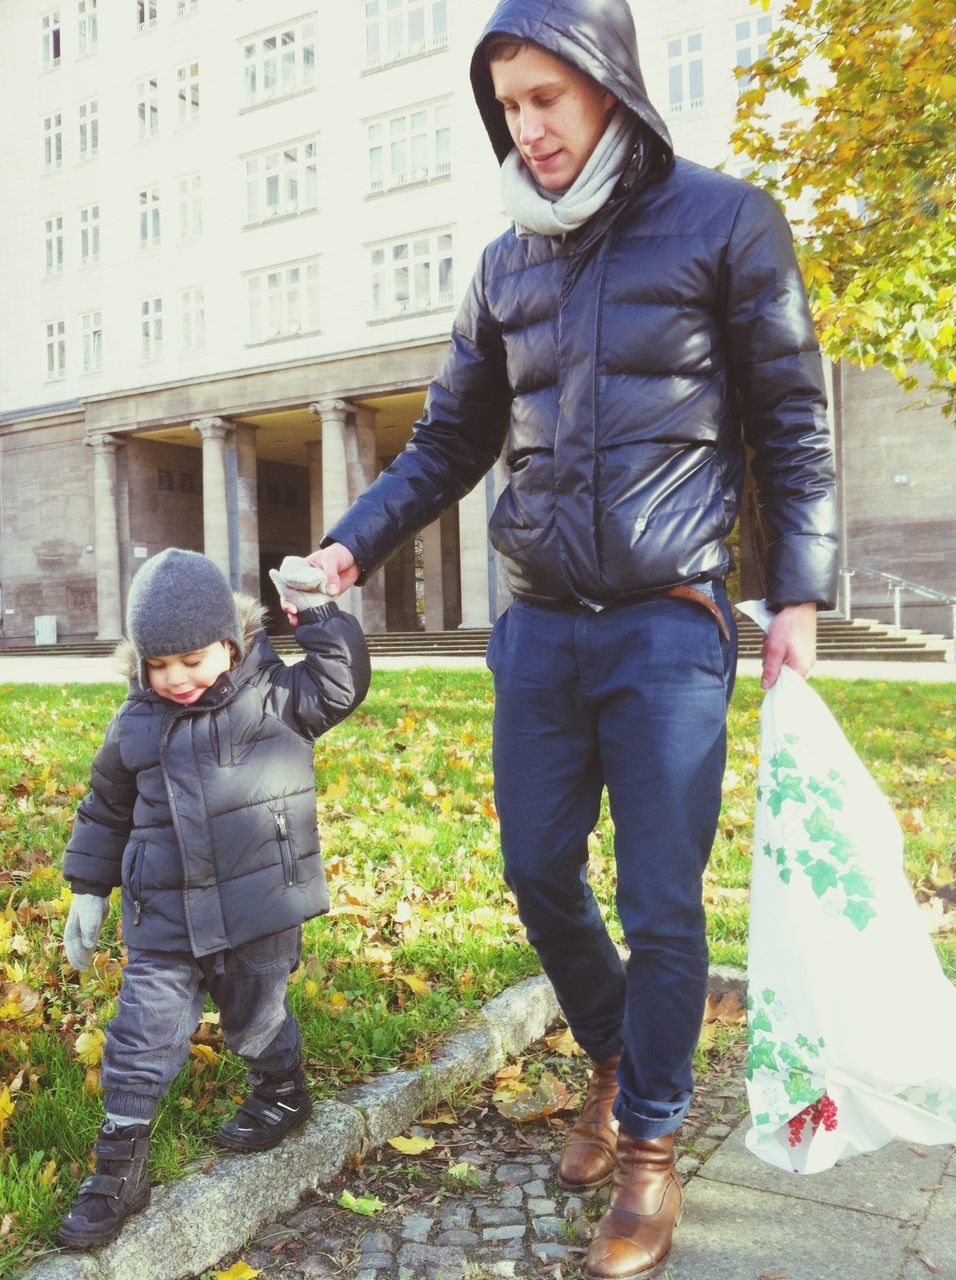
[114,592,269,688]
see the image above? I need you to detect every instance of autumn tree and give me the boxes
[732,0,956,413]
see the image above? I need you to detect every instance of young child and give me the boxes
[57,548,370,1250]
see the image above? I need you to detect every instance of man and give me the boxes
[312,2,836,1275]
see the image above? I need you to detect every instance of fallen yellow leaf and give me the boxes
[211,1262,261,1280]
[190,1043,219,1067]
[74,1027,106,1066]
[386,1134,435,1156]
[396,974,430,997]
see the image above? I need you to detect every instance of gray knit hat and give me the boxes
[126,548,242,689]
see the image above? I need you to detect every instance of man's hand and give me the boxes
[761,602,817,690]
[307,544,361,598]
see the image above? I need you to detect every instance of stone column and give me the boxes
[308,400,350,531]
[307,440,324,551]
[352,406,386,633]
[87,433,125,640]
[233,423,260,597]
[422,519,445,632]
[458,473,493,628]
[191,416,233,579]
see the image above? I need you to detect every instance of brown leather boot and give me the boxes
[557,1053,620,1191]
[584,1131,682,1279]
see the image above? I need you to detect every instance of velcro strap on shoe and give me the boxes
[239,1095,288,1126]
[82,1173,130,1201]
[94,1135,137,1160]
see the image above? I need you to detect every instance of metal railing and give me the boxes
[841,567,956,655]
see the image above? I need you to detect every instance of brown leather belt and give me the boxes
[660,585,732,642]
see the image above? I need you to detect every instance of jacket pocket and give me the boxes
[128,842,146,926]
[274,810,294,887]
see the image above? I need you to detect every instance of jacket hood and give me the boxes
[470,0,673,166]
[115,592,268,685]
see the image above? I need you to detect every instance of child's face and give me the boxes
[145,641,233,705]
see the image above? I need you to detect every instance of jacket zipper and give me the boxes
[275,812,294,887]
[131,842,145,925]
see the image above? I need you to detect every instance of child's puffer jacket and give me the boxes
[63,596,370,957]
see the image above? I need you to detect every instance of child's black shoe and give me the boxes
[57,1120,151,1250]
[215,1064,312,1153]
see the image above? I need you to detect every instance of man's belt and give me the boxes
[660,585,732,643]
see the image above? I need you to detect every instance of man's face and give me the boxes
[491,44,616,193]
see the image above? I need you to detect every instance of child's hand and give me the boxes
[64,894,109,970]
[269,556,332,624]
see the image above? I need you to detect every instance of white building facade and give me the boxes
[1,0,952,643]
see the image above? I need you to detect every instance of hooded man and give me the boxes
[310,2,836,1274]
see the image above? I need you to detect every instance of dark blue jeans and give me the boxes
[487,584,736,1140]
[100,927,303,1123]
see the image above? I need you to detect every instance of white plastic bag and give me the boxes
[738,600,956,1174]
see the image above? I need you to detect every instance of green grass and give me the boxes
[0,668,953,1273]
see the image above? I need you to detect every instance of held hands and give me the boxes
[761,603,817,690]
[64,893,109,971]
[272,546,360,625]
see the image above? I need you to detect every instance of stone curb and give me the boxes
[22,966,747,1280]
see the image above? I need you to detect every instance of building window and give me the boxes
[364,0,447,68]
[176,0,198,16]
[735,13,773,87]
[180,286,205,352]
[243,138,318,225]
[179,470,195,492]
[176,61,200,124]
[141,297,163,359]
[667,33,704,114]
[368,100,450,193]
[42,11,62,68]
[44,215,64,275]
[138,187,161,249]
[44,319,66,380]
[80,310,103,372]
[79,204,100,264]
[137,77,159,137]
[77,0,98,55]
[242,19,316,108]
[177,174,202,239]
[246,259,320,343]
[43,113,63,170]
[369,230,453,319]
[157,468,173,490]
[137,1,158,31]
[78,98,99,159]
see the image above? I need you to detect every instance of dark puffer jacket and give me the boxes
[63,598,370,957]
[327,0,837,611]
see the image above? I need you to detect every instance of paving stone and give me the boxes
[358,1231,393,1255]
[562,1194,585,1218]
[397,1242,469,1280]
[898,1176,956,1280]
[705,1123,732,1138]
[487,1262,520,1277]
[500,1184,525,1207]
[482,1224,527,1243]
[435,1204,472,1227]
[532,1215,569,1241]
[298,1256,341,1280]
[357,1254,392,1270]
[475,1205,526,1227]
[676,1155,702,1177]
[435,1228,480,1246]
[400,1213,434,1243]
[523,1178,548,1197]
[495,1162,533,1184]
[692,1136,720,1154]
[527,1197,556,1214]
[534,1161,555,1177]
[532,1242,572,1263]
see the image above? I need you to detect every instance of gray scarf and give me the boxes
[500,106,637,238]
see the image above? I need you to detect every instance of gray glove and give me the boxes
[64,894,109,970]
[269,555,332,615]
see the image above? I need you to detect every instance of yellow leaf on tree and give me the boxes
[211,1262,261,1280]
[386,1134,435,1155]
[75,1027,106,1066]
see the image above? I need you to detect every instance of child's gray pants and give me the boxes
[100,927,302,1122]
